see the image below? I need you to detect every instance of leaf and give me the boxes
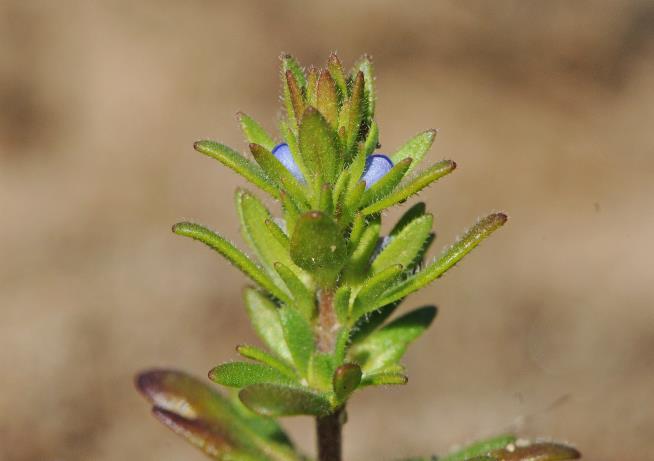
[209,362,293,388]
[360,157,413,208]
[173,222,289,303]
[240,383,332,417]
[306,66,318,106]
[439,434,517,461]
[136,369,300,461]
[280,190,300,236]
[343,222,380,284]
[361,159,457,215]
[351,264,404,322]
[194,140,278,199]
[237,112,276,152]
[298,107,340,190]
[327,52,348,102]
[489,442,581,461]
[236,189,304,291]
[274,262,316,320]
[362,120,379,157]
[265,219,290,250]
[371,214,433,274]
[244,288,292,363]
[390,202,426,236]
[333,363,362,402]
[374,213,508,309]
[290,211,347,285]
[354,54,375,123]
[334,285,352,323]
[286,70,305,130]
[347,71,365,152]
[236,345,297,379]
[316,69,339,128]
[360,369,408,387]
[308,352,335,391]
[279,305,315,376]
[352,306,437,372]
[390,129,437,173]
[249,144,308,206]
[281,53,306,89]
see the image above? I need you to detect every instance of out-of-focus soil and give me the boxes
[1,1,653,460]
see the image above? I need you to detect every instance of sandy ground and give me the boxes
[1,1,653,460]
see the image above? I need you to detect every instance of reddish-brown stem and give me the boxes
[316,289,338,353]
[317,407,344,461]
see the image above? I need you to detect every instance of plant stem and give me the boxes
[316,407,344,461]
[316,288,338,352]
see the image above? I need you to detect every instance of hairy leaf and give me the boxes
[240,383,331,417]
[243,288,292,363]
[352,306,437,372]
[173,222,288,303]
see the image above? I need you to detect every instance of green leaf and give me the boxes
[346,71,365,152]
[361,159,456,215]
[194,140,278,199]
[318,182,334,215]
[236,345,297,380]
[351,264,404,322]
[298,107,340,190]
[333,327,351,365]
[249,143,309,206]
[390,202,426,236]
[341,180,366,225]
[489,442,581,461]
[136,369,300,461]
[265,219,290,250]
[290,211,347,285]
[371,214,433,274]
[362,120,379,157]
[279,305,315,376]
[354,54,375,123]
[333,363,362,402]
[281,53,306,89]
[237,112,276,152]
[244,288,293,363]
[360,369,408,387]
[240,383,331,417]
[209,362,293,388]
[439,434,517,461]
[360,157,413,208]
[343,222,380,284]
[274,262,316,320]
[236,189,304,291]
[348,212,365,248]
[390,129,437,173]
[317,69,339,129]
[334,285,351,323]
[173,222,289,303]
[308,352,335,391]
[374,213,508,309]
[280,190,300,236]
[352,306,437,372]
[284,69,305,129]
[327,52,348,102]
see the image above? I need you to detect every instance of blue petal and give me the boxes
[273,143,305,183]
[361,154,394,189]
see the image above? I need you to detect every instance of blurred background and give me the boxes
[1,1,653,460]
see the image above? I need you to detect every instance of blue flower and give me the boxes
[361,154,393,189]
[273,143,394,190]
[273,143,305,183]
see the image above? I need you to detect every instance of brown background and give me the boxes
[1,1,653,460]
